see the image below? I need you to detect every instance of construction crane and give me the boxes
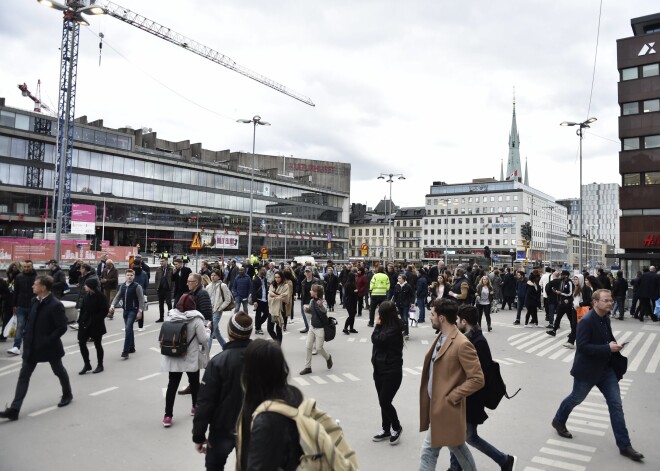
[17,80,54,114]
[36,0,315,262]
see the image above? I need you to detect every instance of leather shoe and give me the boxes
[299,368,312,375]
[619,446,644,461]
[551,419,572,438]
[0,407,18,421]
[299,329,309,334]
[178,385,191,395]
[57,395,73,408]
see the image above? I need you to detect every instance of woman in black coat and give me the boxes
[324,267,339,311]
[78,278,108,374]
[371,301,404,444]
[342,272,359,335]
[501,270,517,310]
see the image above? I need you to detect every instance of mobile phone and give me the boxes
[620,341,629,347]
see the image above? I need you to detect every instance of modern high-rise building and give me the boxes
[616,13,660,272]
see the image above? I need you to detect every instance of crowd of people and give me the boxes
[0,255,656,470]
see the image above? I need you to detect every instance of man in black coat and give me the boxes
[252,267,270,335]
[172,258,192,307]
[636,266,659,322]
[501,268,516,311]
[0,275,73,421]
[47,259,68,299]
[450,305,517,471]
[8,260,37,355]
[551,289,644,462]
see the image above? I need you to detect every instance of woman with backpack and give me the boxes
[160,293,209,428]
[207,269,233,351]
[371,301,404,446]
[236,339,304,470]
[77,278,108,374]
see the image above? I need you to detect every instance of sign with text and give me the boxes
[71,204,97,235]
[214,235,240,249]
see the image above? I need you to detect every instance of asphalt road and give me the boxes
[0,301,658,471]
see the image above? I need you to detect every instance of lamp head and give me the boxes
[398,176,406,180]
[560,121,577,127]
[377,176,385,180]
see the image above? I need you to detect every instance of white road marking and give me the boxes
[292,377,310,387]
[562,350,576,363]
[421,339,429,345]
[137,372,161,381]
[504,358,525,364]
[574,406,609,416]
[347,338,356,342]
[28,406,58,417]
[628,333,656,371]
[309,376,327,384]
[403,368,421,375]
[619,332,644,360]
[538,447,592,462]
[89,386,119,396]
[536,338,569,356]
[581,401,607,409]
[162,387,167,398]
[359,338,367,343]
[493,359,513,366]
[507,332,529,341]
[546,439,597,452]
[645,341,660,374]
[0,368,21,377]
[342,373,360,381]
[566,418,609,429]
[327,374,344,383]
[414,366,424,370]
[522,467,546,471]
[150,347,161,353]
[299,336,307,340]
[525,336,557,353]
[570,412,610,422]
[0,362,22,372]
[531,456,585,471]
[563,425,605,436]
[511,331,546,347]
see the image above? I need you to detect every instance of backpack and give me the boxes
[159,321,196,357]
[220,282,235,312]
[324,317,337,342]
[483,360,521,410]
[251,399,359,471]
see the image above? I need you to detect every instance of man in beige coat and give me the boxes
[418,298,485,471]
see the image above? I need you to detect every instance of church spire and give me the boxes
[505,88,522,182]
[524,156,529,186]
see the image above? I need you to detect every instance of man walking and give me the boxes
[231,266,251,313]
[155,257,173,322]
[418,298,484,471]
[47,259,68,299]
[7,260,37,356]
[0,275,73,421]
[546,270,574,338]
[172,258,192,307]
[298,267,319,333]
[100,259,118,318]
[448,305,517,471]
[551,289,644,462]
[636,266,659,322]
[252,267,269,335]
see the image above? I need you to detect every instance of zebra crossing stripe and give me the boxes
[327,374,344,383]
[536,337,569,356]
[504,358,525,364]
[493,358,513,365]
[546,439,597,452]
[645,341,660,373]
[507,332,529,341]
[562,425,605,437]
[574,406,609,416]
[403,367,421,375]
[525,336,557,353]
[343,373,360,381]
[581,401,607,409]
[562,350,576,363]
[570,412,611,422]
[538,447,592,462]
[628,333,655,371]
[421,339,429,345]
[511,331,547,347]
[347,338,356,342]
[549,346,572,360]
[292,377,310,387]
[566,418,608,429]
[359,338,368,343]
[309,376,327,385]
[531,456,586,471]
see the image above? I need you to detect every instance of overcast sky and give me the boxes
[0,0,654,209]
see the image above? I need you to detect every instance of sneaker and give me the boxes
[326,355,333,369]
[502,454,517,471]
[349,329,359,334]
[69,323,79,330]
[563,342,575,349]
[343,329,350,335]
[390,426,402,445]
[138,327,144,332]
[312,349,318,355]
[7,346,20,355]
[299,368,312,375]
[190,407,196,416]
[163,416,172,428]
[546,330,556,337]
[545,324,554,329]
[372,429,391,442]
[298,329,308,334]
[513,320,520,325]
[255,329,264,335]
[155,319,164,323]
[121,351,129,359]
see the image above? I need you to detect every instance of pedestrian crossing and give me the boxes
[291,372,361,387]
[523,378,633,471]
[508,329,660,374]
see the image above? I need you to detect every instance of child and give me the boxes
[299,284,333,375]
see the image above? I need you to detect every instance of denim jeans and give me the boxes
[449,422,507,470]
[614,296,625,318]
[122,310,137,353]
[418,428,476,471]
[233,296,249,314]
[299,299,310,330]
[416,297,426,322]
[554,368,631,449]
[208,312,227,351]
[13,306,31,349]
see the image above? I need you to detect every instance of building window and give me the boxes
[623,174,640,186]
[623,138,640,151]
[645,172,660,185]
[642,63,659,77]
[643,99,659,113]
[621,67,638,81]
[622,102,639,115]
[358,229,362,236]
[645,135,660,149]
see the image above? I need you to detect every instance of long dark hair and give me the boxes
[237,339,302,470]
[344,271,357,292]
[271,271,284,289]
[378,300,403,330]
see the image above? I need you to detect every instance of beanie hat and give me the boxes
[227,311,253,340]
[84,278,99,291]
[176,293,197,312]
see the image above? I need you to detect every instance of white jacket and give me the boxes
[160,308,209,373]
[207,280,232,313]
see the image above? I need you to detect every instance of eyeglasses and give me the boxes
[186,280,197,284]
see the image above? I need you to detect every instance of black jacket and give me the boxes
[76,270,99,309]
[190,286,212,321]
[392,282,414,313]
[23,294,67,363]
[252,275,269,303]
[636,271,658,299]
[300,276,320,305]
[193,339,251,442]
[324,274,338,294]
[524,283,541,309]
[371,321,404,375]
[612,278,628,298]
[172,266,192,299]
[49,267,68,299]
[465,327,491,425]
[571,310,617,383]
[13,270,37,309]
[78,291,108,341]
[502,273,516,297]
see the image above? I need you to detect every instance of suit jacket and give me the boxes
[419,325,484,447]
[252,275,269,303]
[155,266,173,292]
[571,310,617,384]
[22,294,67,363]
[637,271,659,299]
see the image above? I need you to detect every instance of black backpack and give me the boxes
[159,321,196,357]
[483,360,521,410]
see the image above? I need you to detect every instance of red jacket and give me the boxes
[356,273,368,297]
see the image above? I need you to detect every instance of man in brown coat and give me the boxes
[418,298,484,471]
[100,259,118,318]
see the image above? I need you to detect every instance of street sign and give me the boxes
[191,233,202,250]
[261,247,268,259]
[361,242,368,256]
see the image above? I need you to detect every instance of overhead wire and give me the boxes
[585,0,603,119]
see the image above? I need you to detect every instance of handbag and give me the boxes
[324,317,337,342]
[143,294,149,311]
[220,283,235,312]
[576,306,589,322]
[610,351,628,381]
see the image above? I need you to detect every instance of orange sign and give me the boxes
[361,242,368,256]
[260,247,268,259]
[191,233,202,250]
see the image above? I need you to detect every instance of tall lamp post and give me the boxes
[560,117,596,272]
[281,212,292,261]
[438,198,455,267]
[542,205,556,268]
[377,173,405,263]
[237,115,270,261]
[191,210,202,272]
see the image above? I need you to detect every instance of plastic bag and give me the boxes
[3,314,17,338]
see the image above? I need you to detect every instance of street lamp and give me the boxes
[377,173,405,263]
[281,212,292,261]
[438,198,455,267]
[542,205,556,268]
[560,117,596,272]
[237,115,270,261]
[191,210,202,272]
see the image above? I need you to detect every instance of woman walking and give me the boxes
[299,284,333,375]
[282,267,296,330]
[267,271,288,345]
[371,301,404,445]
[491,269,502,312]
[524,272,542,327]
[343,272,359,334]
[161,293,209,428]
[356,268,368,317]
[475,275,494,332]
[324,266,339,311]
[207,269,232,351]
[77,278,108,374]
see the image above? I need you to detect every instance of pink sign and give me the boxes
[71,204,97,223]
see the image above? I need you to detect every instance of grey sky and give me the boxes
[0,0,652,208]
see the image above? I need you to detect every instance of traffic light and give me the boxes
[484,246,491,259]
[521,222,532,242]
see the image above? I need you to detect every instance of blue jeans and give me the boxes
[449,422,507,470]
[554,368,631,449]
[122,310,137,353]
[419,428,476,471]
[208,312,227,350]
[416,297,426,322]
[299,299,310,330]
[614,296,625,318]
[13,307,30,349]
[233,296,249,313]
